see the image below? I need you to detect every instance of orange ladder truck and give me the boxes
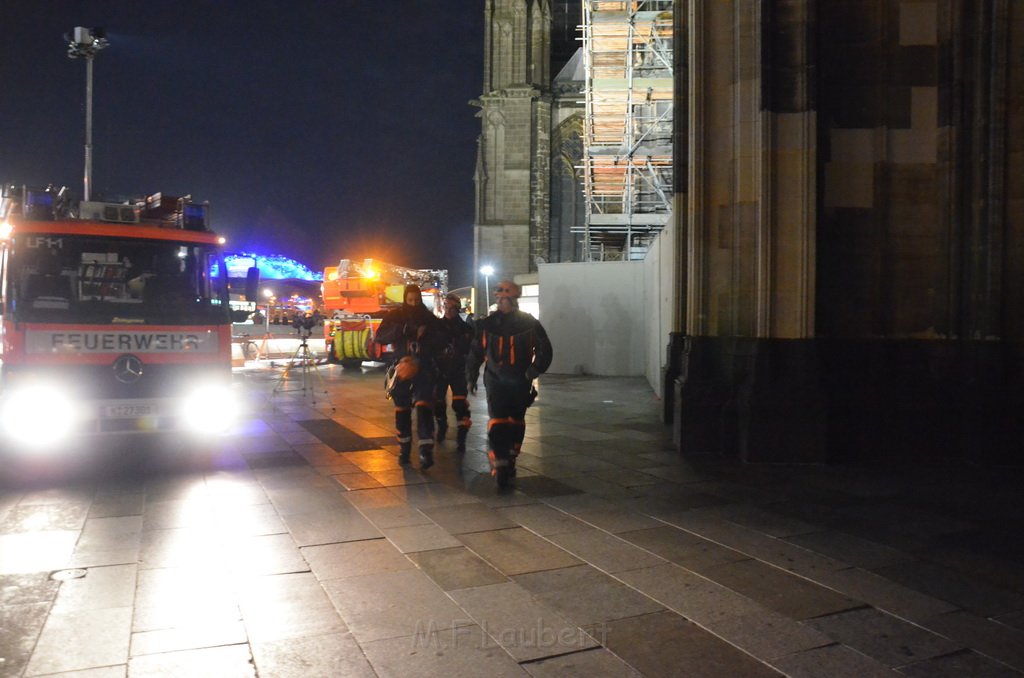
[321,258,447,369]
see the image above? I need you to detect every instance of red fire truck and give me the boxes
[0,185,257,449]
[321,258,447,368]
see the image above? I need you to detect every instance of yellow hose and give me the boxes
[335,328,371,360]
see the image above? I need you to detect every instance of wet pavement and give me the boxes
[2,361,1024,677]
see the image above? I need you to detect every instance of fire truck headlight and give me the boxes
[180,383,238,434]
[1,383,79,447]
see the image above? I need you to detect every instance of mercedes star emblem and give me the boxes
[112,355,144,384]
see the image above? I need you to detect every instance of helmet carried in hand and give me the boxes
[395,355,420,381]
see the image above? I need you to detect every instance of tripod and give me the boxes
[271,327,335,411]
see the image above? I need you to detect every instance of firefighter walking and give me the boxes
[435,293,474,453]
[374,284,442,469]
[466,280,553,489]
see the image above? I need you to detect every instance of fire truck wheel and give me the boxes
[341,359,363,370]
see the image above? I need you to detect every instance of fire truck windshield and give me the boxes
[10,234,229,325]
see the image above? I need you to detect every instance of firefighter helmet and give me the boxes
[395,355,419,381]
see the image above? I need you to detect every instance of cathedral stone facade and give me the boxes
[473,0,552,299]
[473,0,583,305]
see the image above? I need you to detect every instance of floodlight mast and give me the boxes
[65,27,109,202]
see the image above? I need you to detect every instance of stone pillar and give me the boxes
[673,0,1024,465]
[677,0,824,462]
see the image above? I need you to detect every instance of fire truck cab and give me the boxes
[0,185,256,450]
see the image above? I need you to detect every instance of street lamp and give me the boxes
[480,265,495,306]
[65,27,109,202]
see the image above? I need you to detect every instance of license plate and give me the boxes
[102,404,154,418]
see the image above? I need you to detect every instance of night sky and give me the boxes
[0,2,484,286]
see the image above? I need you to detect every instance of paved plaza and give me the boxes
[1,362,1023,676]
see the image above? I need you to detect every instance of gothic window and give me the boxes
[512,4,527,83]
[550,115,585,262]
[495,20,512,90]
[530,7,544,85]
[484,110,506,221]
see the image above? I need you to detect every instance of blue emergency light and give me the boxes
[23,190,55,220]
[182,202,208,231]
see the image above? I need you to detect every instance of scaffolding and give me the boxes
[577,0,674,261]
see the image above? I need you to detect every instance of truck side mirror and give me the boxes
[244,266,260,302]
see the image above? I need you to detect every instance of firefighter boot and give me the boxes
[419,443,435,470]
[488,449,512,490]
[435,419,448,443]
[509,443,521,480]
[398,443,412,466]
[456,427,468,454]
[494,458,512,490]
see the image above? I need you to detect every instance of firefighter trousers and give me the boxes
[434,369,471,433]
[483,372,532,467]
[391,370,436,456]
